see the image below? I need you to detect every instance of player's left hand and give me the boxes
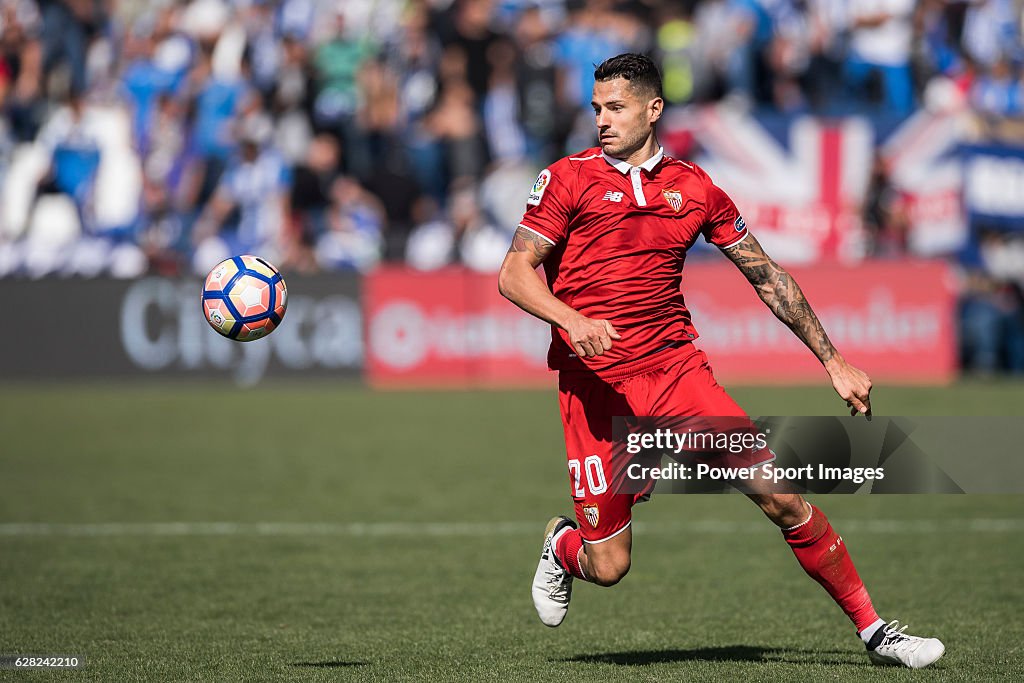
[825,358,872,418]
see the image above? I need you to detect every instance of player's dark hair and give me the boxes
[593,53,663,100]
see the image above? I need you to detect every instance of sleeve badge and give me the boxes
[527,169,552,206]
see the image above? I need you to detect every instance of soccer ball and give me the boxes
[201,255,288,342]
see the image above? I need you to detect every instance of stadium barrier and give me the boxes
[0,261,955,386]
[0,275,363,384]
[364,261,957,387]
[364,267,552,388]
[681,260,957,383]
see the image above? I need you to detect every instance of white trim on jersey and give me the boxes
[601,146,664,174]
[584,521,631,545]
[569,153,602,161]
[602,147,664,207]
[719,230,750,250]
[629,167,647,206]
[517,223,557,245]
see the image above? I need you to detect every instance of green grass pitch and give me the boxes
[1,381,1022,681]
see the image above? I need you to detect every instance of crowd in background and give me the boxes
[1,0,1023,372]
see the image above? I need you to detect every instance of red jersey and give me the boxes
[517,146,748,378]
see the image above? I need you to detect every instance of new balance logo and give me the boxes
[602,191,624,202]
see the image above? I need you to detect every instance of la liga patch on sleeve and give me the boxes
[527,169,551,206]
[734,215,746,232]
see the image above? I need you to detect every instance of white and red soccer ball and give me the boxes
[201,255,287,341]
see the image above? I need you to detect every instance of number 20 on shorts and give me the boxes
[568,456,608,496]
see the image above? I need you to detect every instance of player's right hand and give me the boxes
[566,315,621,358]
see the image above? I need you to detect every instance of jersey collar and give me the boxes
[602,146,664,174]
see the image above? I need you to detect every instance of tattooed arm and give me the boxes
[721,233,873,416]
[498,227,620,358]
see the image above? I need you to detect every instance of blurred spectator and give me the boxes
[389,0,440,126]
[556,0,640,148]
[971,56,1023,118]
[242,0,282,97]
[512,5,567,162]
[289,132,339,261]
[803,0,849,112]
[120,26,178,155]
[763,0,812,112]
[361,146,426,263]
[316,174,384,272]
[192,115,290,274]
[188,43,254,204]
[483,38,526,162]
[862,153,910,258]
[151,2,194,81]
[311,7,373,177]
[389,0,445,200]
[405,208,454,271]
[437,0,501,106]
[690,0,756,104]
[34,91,101,230]
[652,2,697,106]
[844,0,916,117]
[40,0,105,97]
[355,55,402,171]
[136,92,190,273]
[960,231,1024,374]
[912,0,966,102]
[426,48,488,185]
[1,0,44,141]
[268,35,312,163]
[406,177,507,272]
[961,0,1022,69]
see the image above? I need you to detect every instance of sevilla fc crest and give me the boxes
[583,504,600,528]
[662,188,683,212]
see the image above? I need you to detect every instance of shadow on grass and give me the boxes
[558,646,861,666]
[291,661,369,668]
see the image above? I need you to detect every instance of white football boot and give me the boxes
[531,516,578,627]
[866,620,945,668]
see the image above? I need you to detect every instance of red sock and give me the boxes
[554,527,588,580]
[783,504,879,633]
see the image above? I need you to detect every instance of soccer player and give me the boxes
[498,53,944,669]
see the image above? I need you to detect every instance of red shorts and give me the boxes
[558,343,770,543]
